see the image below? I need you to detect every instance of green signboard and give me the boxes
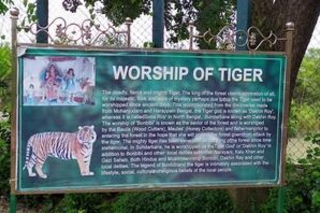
[15,46,287,193]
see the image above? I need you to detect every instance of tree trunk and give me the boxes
[230,1,320,212]
[252,0,320,98]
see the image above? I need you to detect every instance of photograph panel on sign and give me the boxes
[23,56,96,106]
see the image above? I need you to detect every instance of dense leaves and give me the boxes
[293,48,320,104]
[260,133,320,213]
[0,45,11,199]
[0,0,13,15]
[0,121,10,197]
[82,0,151,26]
[113,190,236,213]
[290,48,320,136]
[82,0,235,47]
[0,45,12,115]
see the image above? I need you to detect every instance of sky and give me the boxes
[308,17,320,49]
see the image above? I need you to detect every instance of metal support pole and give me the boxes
[9,7,19,213]
[277,21,294,213]
[36,0,48,43]
[9,194,17,213]
[282,21,294,175]
[236,0,251,50]
[125,17,132,48]
[152,0,164,48]
[189,22,195,50]
[277,187,286,213]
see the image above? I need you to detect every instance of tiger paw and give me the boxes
[81,172,94,176]
[39,174,47,179]
[28,172,37,177]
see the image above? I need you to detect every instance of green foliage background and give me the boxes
[83,0,236,47]
[290,48,320,136]
[112,190,236,213]
[0,45,12,114]
[0,0,13,15]
[1,43,320,212]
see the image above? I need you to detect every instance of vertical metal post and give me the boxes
[282,22,294,175]
[236,0,251,50]
[277,21,294,213]
[189,22,195,50]
[9,7,19,213]
[36,0,48,43]
[9,195,17,213]
[125,17,132,48]
[152,0,164,48]
[277,187,286,213]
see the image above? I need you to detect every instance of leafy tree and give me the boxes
[234,1,319,211]
[3,0,319,96]
[251,0,320,98]
[82,0,236,47]
[0,120,10,197]
[259,133,320,213]
[0,0,13,15]
[290,48,320,136]
[293,48,320,104]
[0,45,11,199]
[113,190,236,213]
[0,45,12,115]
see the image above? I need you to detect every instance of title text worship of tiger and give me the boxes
[113,66,263,82]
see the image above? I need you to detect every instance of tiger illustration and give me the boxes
[23,125,97,179]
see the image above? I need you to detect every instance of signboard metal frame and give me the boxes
[10,9,294,195]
